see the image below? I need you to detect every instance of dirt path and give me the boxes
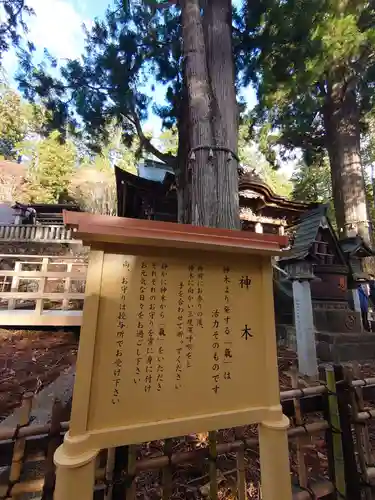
[0,329,78,420]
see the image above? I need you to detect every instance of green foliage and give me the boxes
[17,0,244,167]
[291,159,332,204]
[158,127,178,156]
[238,124,292,198]
[17,0,182,159]
[0,84,49,160]
[241,0,375,162]
[0,85,28,159]
[26,130,76,203]
[0,1,34,65]
[291,157,338,226]
[362,112,375,170]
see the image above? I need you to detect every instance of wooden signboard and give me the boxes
[53,212,292,500]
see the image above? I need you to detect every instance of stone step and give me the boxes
[277,324,375,363]
[316,330,375,363]
[316,330,375,345]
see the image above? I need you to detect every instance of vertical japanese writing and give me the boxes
[186,265,195,369]
[156,263,168,392]
[112,259,130,405]
[175,277,184,390]
[196,265,204,330]
[212,307,220,394]
[145,262,157,393]
[223,266,233,383]
[134,261,147,386]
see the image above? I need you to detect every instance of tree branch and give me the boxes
[127,113,177,168]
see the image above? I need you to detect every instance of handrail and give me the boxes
[0,255,86,326]
[0,254,86,260]
[0,224,81,243]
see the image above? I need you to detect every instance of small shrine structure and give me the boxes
[279,205,375,364]
[280,205,359,330]
[339,235,374,285]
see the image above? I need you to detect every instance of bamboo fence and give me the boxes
[0,367,375,499]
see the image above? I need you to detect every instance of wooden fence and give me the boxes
[0,225,80,244]
[0,254,87,326]
[1,364,374,499]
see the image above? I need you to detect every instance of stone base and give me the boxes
[313,308,362,334]
[276,324,375,363]
[316,331,375,363]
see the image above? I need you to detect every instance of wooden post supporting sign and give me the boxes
[54,212,293,500]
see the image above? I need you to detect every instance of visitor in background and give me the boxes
[369,276,375,306]
[358,282,370,331]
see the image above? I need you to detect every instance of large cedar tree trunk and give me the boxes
[176,61,192,224]
[181,0,240,230]
[324,86,371,243]
[181,0,216,227]
[202,0,240,229]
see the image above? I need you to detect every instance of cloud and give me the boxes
[27,0,86,60]
[3,0,87,82]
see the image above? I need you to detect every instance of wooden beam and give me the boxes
[0,310,83,327]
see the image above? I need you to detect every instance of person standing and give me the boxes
[358,283,370,331]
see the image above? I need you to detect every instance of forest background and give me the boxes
[1,0,375,232]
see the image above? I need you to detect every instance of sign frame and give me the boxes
[53,212,292,500]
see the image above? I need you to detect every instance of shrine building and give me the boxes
[114,162,316,234]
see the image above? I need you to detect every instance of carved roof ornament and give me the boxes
[240,189,264,200]
[239,207,288,226]
[238,168,317,213]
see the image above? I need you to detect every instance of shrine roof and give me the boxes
[238,170,318,212]
[115,166,175,194]
[339,235,374,257]
[280,204,345,263]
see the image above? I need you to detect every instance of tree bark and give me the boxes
[324,85,371,243]
[176,72,191,224]
[202,0,240,230]
[181,0,217,227]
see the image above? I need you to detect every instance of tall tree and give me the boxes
[0,85,29,159]
[26,130,76,203]
[0,85,47,160]
[242,0,375,243]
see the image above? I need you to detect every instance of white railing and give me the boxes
[0,225,78,243]
[0,254,87,326]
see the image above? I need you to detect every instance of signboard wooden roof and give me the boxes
[63,210,288,255]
